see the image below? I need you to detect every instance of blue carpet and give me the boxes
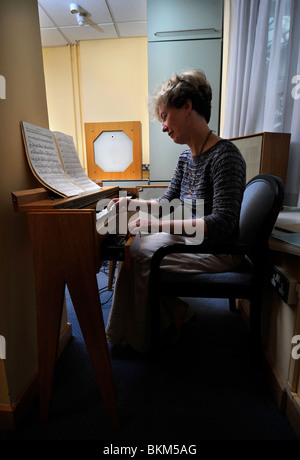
[0,261,297,442]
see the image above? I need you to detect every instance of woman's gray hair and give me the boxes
[150,69,212,123]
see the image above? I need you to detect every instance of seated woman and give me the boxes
[105,69,246,353]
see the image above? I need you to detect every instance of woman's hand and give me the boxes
[107,196,131,212]
[128,216,152,235]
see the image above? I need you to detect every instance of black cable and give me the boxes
[98,260,117,308]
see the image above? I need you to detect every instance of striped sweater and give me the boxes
[158,140,246,242]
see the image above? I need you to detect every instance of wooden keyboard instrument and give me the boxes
[11,184,138,431]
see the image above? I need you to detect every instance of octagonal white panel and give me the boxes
[94,131,133,172]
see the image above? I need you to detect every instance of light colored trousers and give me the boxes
[106,233,243,353]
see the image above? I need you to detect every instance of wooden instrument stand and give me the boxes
[11,185,129,432]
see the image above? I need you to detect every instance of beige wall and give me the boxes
[42,37,149,171]
[0,0,49,410]
[42,46,77,147]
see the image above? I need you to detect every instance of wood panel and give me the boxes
[85,121,142,181]
[11,185,118,212]
[230,132,291,186]
[261,132,291,184]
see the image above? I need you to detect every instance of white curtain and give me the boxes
[223,0,300,206]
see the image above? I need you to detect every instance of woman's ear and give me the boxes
[184,99,192,116]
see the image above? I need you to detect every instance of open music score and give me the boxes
[11,184,140,431]
[21,121,101,198]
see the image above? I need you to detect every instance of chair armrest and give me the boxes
[150,238,252,272]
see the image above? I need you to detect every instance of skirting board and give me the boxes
[0,323,72,431]
[285,385,300,439]
[263,351,288,414]
[238,298,299,438]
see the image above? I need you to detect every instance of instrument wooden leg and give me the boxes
[27,211,120,431]
[67,272,120,431]
[35,269,65,424]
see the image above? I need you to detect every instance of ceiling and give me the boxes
[38,0,147,47]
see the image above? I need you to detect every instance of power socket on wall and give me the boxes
[270,265,298,305]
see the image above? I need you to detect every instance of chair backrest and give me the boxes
[238,174,284,249]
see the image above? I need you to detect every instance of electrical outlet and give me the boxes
[270,265,298,305]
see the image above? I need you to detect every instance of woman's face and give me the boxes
[158,104,189,145]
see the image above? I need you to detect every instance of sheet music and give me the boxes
[21,122,84,197]
[54,131,101,193]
